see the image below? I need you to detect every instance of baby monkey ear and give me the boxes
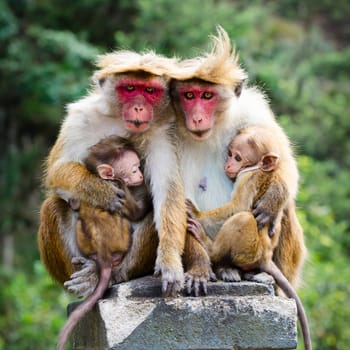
[96,164,115,180]
[259,152,280,172]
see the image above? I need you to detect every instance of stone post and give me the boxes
[69,276,297,350]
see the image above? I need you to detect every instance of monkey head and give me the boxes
[93,50,178,133]
[171,26,247,141]
[97,149,143,187]
[225,127,280,179]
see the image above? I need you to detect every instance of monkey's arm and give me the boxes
[189,174,259,223]
[46,161,125,211]
[154,175,187,296]
[252,175,289,233]
[121,186,153,222]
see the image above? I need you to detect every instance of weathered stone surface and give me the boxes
[70,276,297,350]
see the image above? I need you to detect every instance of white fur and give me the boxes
[144,123,178,231]
[180,87,282,214]
[60,211,81,258]
[57,93,129,167]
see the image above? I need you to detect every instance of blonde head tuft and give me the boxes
[94,50,179,80]
[173,26,247,86]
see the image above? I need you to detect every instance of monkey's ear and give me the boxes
[98,78,106,87]
[234,79,246,97]
[259,153,279,172]
[97,164,115,180]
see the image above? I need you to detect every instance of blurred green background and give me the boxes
[1,0,349,349]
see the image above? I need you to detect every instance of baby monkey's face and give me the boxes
[114,150,143,186]
[225,135,257,179]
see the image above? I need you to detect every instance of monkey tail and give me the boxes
[56,262,112,350]
[261,261,312,350]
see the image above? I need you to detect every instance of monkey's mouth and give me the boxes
[190,129,212,140]
[126,119,150,131]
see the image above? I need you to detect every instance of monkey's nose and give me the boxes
[134,106,144,112]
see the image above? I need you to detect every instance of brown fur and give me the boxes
[38,50,187,297]
[56,200,131,350]
[172,28,305,292]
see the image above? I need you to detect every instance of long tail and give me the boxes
[262,261,312,350]
[56,263,112,350]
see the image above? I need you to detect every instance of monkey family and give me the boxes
[36,26,311,349]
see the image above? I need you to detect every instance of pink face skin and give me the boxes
[97,150,143,187]
[225,138,257,179]
[114,150,143,186]
[179,85,218,140]
[115,77,165,133]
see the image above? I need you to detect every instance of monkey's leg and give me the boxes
[272,208,306,288]
[183,220,215,296]
[112,213,159,283]
[211,212,262,282]
[37,196,77,284]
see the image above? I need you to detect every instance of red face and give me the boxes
[179,85,218,140]
[116,77,165,133]
[225,138,256,179]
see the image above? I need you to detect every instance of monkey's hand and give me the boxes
[63,257,99,298]
[252,180,288,237]
[185,198,200,218]
[154,254,184,297]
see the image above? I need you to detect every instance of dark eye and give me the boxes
[202,91,213,99]
[184,92,195,100]
[145,87,154,93]
[126,85,135,92]
[228,150,232,157]
[234,154,242,162]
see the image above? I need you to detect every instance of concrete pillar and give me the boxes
[69,276,297,350]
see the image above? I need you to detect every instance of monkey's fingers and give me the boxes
[71,258,97,278]
[185,198,198,218]
[71,256,89,267]
[64,277,96,298]
[185,272,210,297]
[210,271,218,282]
[161,279,183,297]
[187,218,202,241]
[216,267,241,282]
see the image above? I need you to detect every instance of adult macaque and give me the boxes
[38,50,187,297]
[57,136,147,350]
[171,26,306,291]
[187,126,312,350]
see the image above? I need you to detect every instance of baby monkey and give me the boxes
[187,125,312,350]
[57,136,150,350]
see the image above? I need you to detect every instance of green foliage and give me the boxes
[0,262,74,350]
[297,156,350,349]
[1,0,349,348]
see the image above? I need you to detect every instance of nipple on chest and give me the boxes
[198,176,207,191]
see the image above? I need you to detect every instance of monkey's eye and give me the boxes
[234,154,242,162]
[202,91,214,99]
[184,92,195,100]
[125,85,135,92]
[228,150,232,157]
[145,87,154,93]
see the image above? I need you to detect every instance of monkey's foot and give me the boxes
[154,260,184,297]
[112,268,128,284]
[185,268,217,297]
[216,267,241,282]
[64,257,99,298]
[244,271,275,285]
